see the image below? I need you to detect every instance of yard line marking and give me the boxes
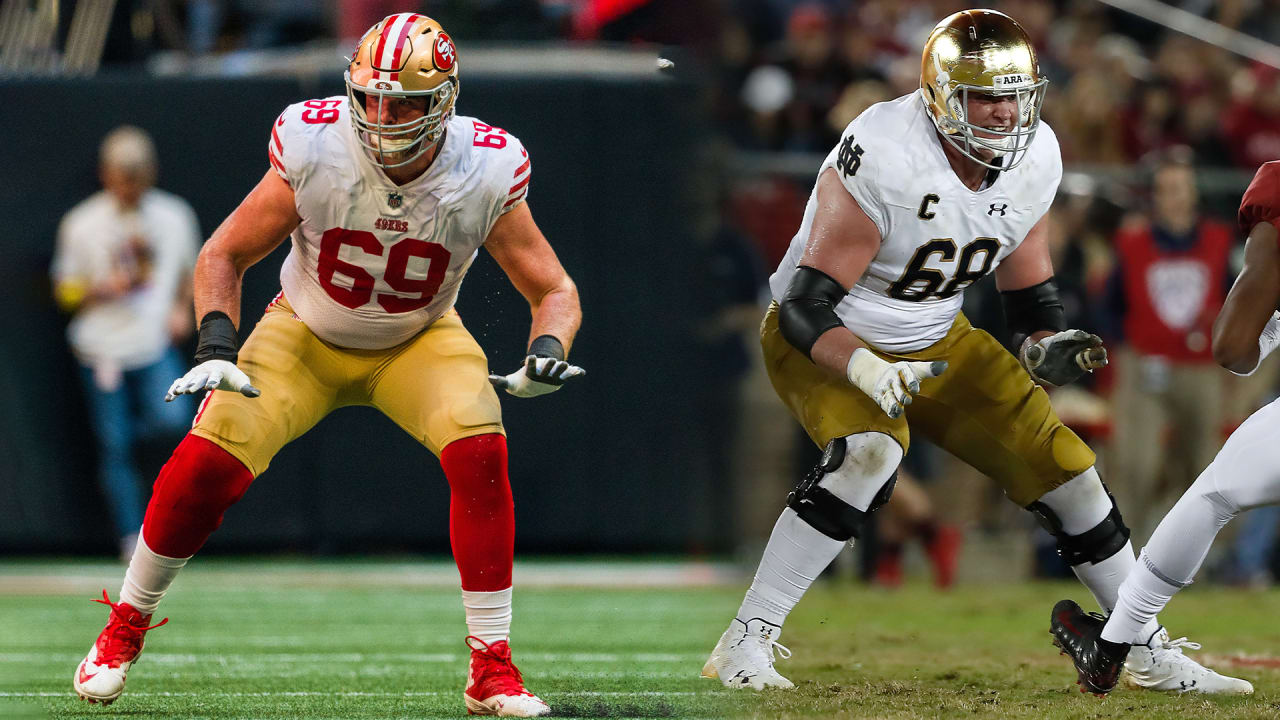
[0,560,740,594]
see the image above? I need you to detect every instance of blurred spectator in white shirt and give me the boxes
[51,126,200,561]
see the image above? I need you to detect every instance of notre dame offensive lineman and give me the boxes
[702,9,1249,694]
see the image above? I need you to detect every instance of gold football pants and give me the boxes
[761,303,1095,506]
[191,296,504,477]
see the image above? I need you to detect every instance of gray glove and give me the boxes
[1021,330,1108,386]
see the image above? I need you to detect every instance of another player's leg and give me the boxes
[1070,402,1280,694]
[74,433,253,704]
[874,470,961,589]
[703,432,902,690]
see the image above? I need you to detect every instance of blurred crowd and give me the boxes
[716,0,1280,166]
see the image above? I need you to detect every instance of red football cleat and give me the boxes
[926,524,963,589]
[463,636,549,717]
[873,548,904,588]
[72,590,168,705]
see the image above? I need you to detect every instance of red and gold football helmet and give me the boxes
[920,9,1047,170]
[345,13,459,169]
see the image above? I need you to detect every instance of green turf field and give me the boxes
[1,559,1277,719]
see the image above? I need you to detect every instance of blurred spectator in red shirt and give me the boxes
[1104,148,1235,535]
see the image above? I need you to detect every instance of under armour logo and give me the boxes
[988,203,1008,216]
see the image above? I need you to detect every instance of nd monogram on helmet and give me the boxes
[919,9,1048,171]
[345,13,461,169]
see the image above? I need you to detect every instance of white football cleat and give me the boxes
[1123,627,1253,694]
[73,590,168,705]
[463,636,550,717]
[701,617,795,690]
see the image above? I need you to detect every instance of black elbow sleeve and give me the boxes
[779,266,848,359]
[1000,278,1067,349]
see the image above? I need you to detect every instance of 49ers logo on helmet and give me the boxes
[432,32,456,72]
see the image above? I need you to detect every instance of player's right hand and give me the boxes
[165,359,260,402]
[845,348,947,419]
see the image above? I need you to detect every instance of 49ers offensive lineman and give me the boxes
[72,14,578,717]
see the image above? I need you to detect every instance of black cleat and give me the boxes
[1050,599,1129,696]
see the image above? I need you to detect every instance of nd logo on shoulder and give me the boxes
[837,134,865,178]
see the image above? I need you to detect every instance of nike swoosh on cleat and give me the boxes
[77,664,98,685]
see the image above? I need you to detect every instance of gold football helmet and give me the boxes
[920,9,1047,170]
[345,13,459,169]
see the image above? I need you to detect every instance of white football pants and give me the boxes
[1103,396,1280,644]
[1140,396,1280,587]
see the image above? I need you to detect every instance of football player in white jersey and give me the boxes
[1051,161,1280,695]
[702,9,1247,694]
[72,14,577,716]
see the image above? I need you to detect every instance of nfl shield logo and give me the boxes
[387,192,403,209]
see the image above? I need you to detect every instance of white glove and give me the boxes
[1231,311,1280,377]
[845,348,947,419]
[165,359,261,402]
[488,356,585,398]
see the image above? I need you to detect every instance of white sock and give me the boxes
[1100,459,1246,645]
[1101,552,1182,645]
[462,587,512,644]
[1070,540,1133,613]
[118,533,188,615]
[737,507,846,627]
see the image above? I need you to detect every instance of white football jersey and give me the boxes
[267,97,531,349]
[769,90,1062,353]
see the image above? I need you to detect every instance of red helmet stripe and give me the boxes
[388,14,423,82]
[372,20,391,81]
[372,13,419,82]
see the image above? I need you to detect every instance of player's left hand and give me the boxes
[1021,329,1108,386]
[489,356,585,398]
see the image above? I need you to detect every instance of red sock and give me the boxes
[441,434,514,592]
[141,434,255,558]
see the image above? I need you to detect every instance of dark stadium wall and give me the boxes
[0,73,714,554]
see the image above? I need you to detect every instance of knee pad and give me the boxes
[787,436,899,541]
[1027,484,1130,566]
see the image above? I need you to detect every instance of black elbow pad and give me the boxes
[779,266,848,359]
[1000,279,1066,349]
